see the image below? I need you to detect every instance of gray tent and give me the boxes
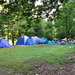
[31,36,42,44]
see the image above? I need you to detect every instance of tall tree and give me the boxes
[55,0,75,40]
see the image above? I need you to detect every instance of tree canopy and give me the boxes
[0,0,75,44]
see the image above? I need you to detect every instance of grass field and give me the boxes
[0,44,75,74]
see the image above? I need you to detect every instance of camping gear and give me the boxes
[38,38,42,44]
[40,37,48,44]
[48,41,52,43]
[16,35,29,45]
[25,37,35,46]
[0,38,11,48]
[59,41,65,45]
[51,40,55,43]
[31,36,42,44]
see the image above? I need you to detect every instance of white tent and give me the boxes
[61,38,67,41]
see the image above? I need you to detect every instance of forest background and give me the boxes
[0,0,75,45]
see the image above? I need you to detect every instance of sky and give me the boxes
[0,5,3,12]
[35,0,62,14]
[35,0,43,6]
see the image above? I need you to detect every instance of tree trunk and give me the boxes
[11,31,14,45]
[65,18,68,42]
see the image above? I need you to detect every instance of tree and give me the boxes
[44,21,53,40]
[55,1,75,41]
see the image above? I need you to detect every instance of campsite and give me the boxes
[0,0,75,75]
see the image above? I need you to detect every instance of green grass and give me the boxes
[0,44,75,73]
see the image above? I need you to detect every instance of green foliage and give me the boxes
[0,0,5,4]
[0,23,5,37]
[34,23,43,37]
[44,21,53,40]
[70,26,75,38]
[55,1,75,39]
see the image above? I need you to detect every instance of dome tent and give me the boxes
[25,37,35,46]
[40,37,48,44]
[38,38,42,44]
[0,38,11,48]
[31,36,38,44]
[16,35,29,45]
[48,41,52,43]
[31,36,42,44]
[51,40,55,43]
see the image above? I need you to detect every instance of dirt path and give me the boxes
[27,63,75,75]
[0,54,75,75]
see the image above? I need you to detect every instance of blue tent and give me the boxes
[38,38,43,44]
[40,37,48,44]
[31,36,38,44]
[48,41,52,43]
[0,38,11,48]
[51,40,55,43]
[16,35,29,45]
[25,37,35,46]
